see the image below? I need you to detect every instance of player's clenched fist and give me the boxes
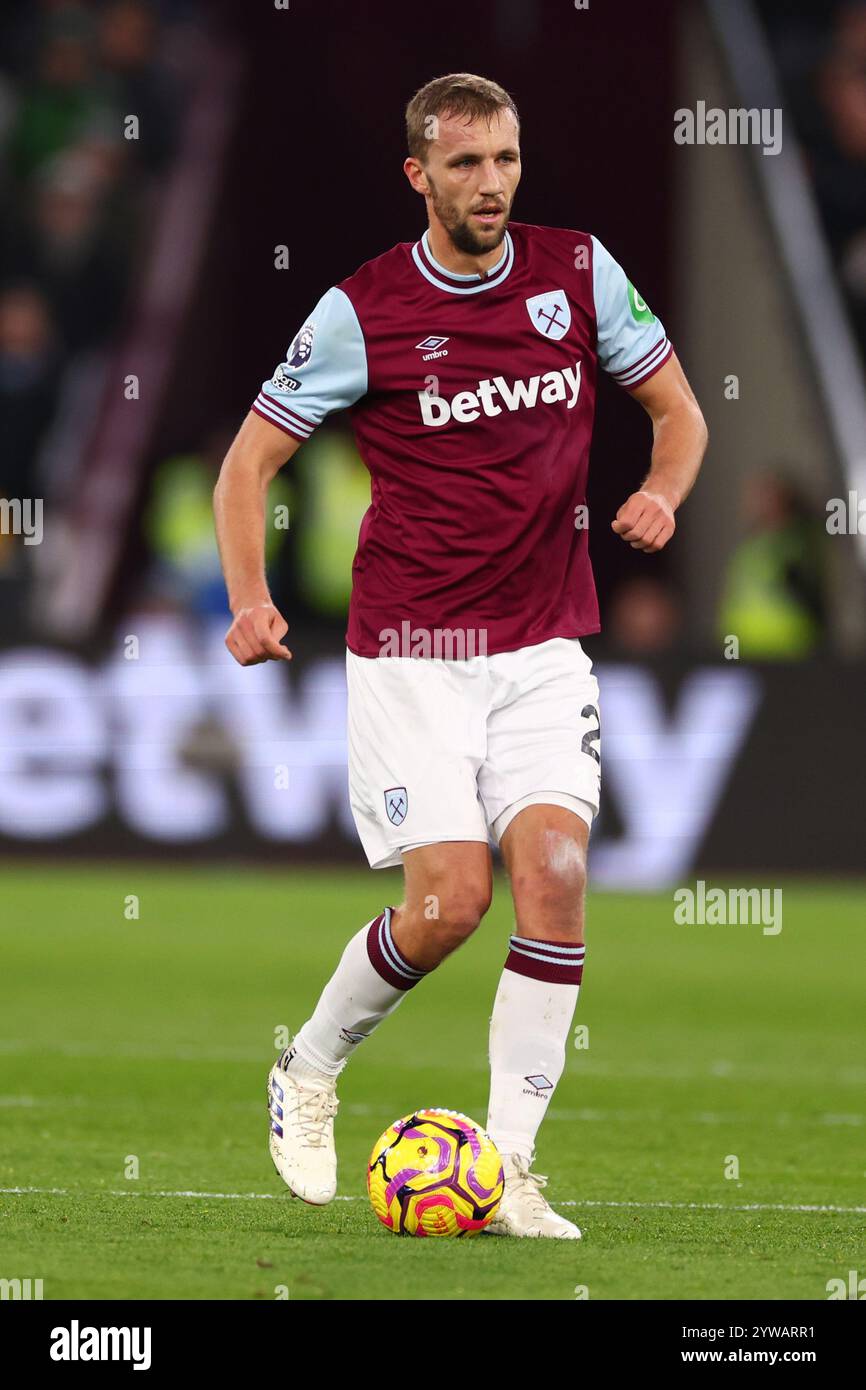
[225,603,292,666]
[611,489,676,553]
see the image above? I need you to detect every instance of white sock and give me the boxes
[280,908,427,1081]
[486,934,585,1164]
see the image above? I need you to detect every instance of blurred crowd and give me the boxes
[0,0,183,559]
[759,0,866,353]
[604,471,828,662]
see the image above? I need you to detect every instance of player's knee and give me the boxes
[512,833,587,924]
[428,882,491,952]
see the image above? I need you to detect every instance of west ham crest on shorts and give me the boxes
[384,786,408,826]
[525,289,571,340]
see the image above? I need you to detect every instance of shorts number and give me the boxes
[580,703,600,764]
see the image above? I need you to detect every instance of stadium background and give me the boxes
[1,0,864,1303]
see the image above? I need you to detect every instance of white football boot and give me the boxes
[267,1056,339,1205]
[486,1154,582,1238]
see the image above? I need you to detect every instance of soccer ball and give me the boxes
[366,1108,504,1237]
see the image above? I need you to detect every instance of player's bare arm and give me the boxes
[612,352,708,553]
[213,410,298,665]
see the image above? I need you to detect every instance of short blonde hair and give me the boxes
[405,72,520,162]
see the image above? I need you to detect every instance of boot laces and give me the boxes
[510,1156,551,1213]
[289,1083,338,1148]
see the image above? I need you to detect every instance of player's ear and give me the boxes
[403,157,429,196]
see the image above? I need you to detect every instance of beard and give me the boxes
[427,177,510,257]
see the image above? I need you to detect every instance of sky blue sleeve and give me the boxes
[252,286,367,441]
[591,236,672,389]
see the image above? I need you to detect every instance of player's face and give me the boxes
[411,108,521,257]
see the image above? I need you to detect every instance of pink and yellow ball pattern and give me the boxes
[367,1108,504,1237]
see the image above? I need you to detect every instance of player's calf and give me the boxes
[268,905,436,1201]
[485,807,590,1218]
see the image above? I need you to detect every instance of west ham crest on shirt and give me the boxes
[525,289,571,340]
[384,786,408,826]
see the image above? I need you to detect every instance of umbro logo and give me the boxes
[416,335,449,361]
[523,1074,554,1095]
[339,1028,367,1045]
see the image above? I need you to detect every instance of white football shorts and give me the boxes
[346,636,601,870]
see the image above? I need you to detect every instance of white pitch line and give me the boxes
[1,1187,864,1215]
[558,1199,866,1215]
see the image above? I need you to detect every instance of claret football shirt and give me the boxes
[251,222,673,657]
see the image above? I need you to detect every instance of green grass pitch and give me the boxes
[0,864,864,1300]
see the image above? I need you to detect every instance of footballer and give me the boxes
[214,74,707,1237]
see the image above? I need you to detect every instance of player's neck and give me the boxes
[424,221,507,279]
